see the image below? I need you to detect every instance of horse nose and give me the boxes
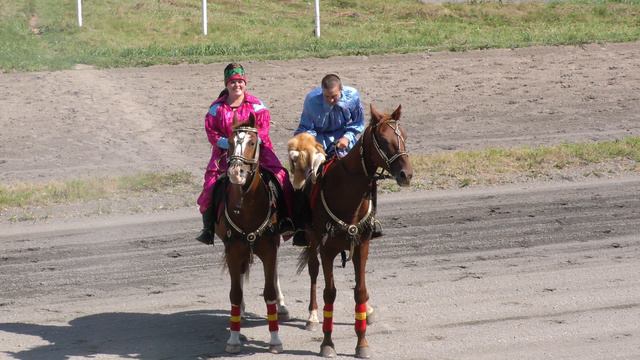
[398,169,412,186]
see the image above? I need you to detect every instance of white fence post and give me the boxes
[314,0,320,38]
[77,0,83,27]
[202,0,208,35]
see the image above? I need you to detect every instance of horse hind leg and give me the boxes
[274,257,290,321]
[306,246,320,331]
[366,303,376,325]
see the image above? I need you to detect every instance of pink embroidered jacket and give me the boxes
[197,92,293,215]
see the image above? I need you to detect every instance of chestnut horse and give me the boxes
[298,104,412,358]
[214,113,288,354]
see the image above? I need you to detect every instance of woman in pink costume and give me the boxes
[196,63,294,244]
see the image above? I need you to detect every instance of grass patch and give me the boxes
[2,0,640,71]
[2,139,640,208]
[0,171,196,208]
[402,136,640,189]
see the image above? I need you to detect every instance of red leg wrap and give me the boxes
[322,304,334,333]
[267,302,279,332]
[355,303,367,333]
[230,304,241,332]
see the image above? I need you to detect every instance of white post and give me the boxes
[77,0,83,27]
[202,0,208,35]
[314,0,320,38]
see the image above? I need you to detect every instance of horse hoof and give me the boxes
[269,344,283,353]
[320,345,337,358]
[278,308,290,322]
[225,343,242,353]
[366,310,376,325]
[355,346,371,359]
[305,321,319,331]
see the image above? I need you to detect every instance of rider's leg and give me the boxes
[196,205,216,245]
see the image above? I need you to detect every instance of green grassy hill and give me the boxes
[2,0,640,71]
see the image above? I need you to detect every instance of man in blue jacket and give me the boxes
[294,74,365,158]
[292,74,382,245]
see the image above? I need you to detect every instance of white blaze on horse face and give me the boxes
[228,131,252,185]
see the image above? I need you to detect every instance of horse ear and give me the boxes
[247,112,256,127]
[370,104,382,125]
[232,112,239,127]
[391,104,402,121]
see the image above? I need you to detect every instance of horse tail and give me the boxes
[295,246,311,275]
[221,251,229,274]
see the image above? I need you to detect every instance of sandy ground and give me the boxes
[1,42,640,359]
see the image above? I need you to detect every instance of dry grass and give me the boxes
[0,171,196,209]
[380,137,640,191]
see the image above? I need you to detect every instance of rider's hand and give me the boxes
[336,137,349,149]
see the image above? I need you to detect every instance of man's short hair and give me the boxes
[321,74,342,90]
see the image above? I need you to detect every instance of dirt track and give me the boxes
[1,42,639,183]
[1,42,640,359]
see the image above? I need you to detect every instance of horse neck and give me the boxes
[227,170,269,223]
[341,125,379,182]
[323,140,373,210]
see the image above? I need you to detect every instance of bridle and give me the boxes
[360,120,409,179]
[228,126,260,176]
[223,125,273,247]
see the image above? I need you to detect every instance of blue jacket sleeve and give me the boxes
[343,96,365,148]
[294,96,318,138]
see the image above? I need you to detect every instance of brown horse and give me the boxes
[298,104,412,358]
[214,113,288,354]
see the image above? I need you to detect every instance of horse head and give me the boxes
[367,104,413,187]
[228,112,260,186]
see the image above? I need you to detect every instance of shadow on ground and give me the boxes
[0,310,316,359]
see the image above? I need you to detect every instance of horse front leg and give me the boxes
[352,240,371,359]
[306,244,320,331]
[259,237,283,354]
[225,246,245,354]
[319,248,339,358]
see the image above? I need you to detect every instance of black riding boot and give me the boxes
[292,188,309,246]
[371,183,383,238]
[195,206,216,245]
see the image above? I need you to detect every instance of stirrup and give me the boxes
[371,220,383,238]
